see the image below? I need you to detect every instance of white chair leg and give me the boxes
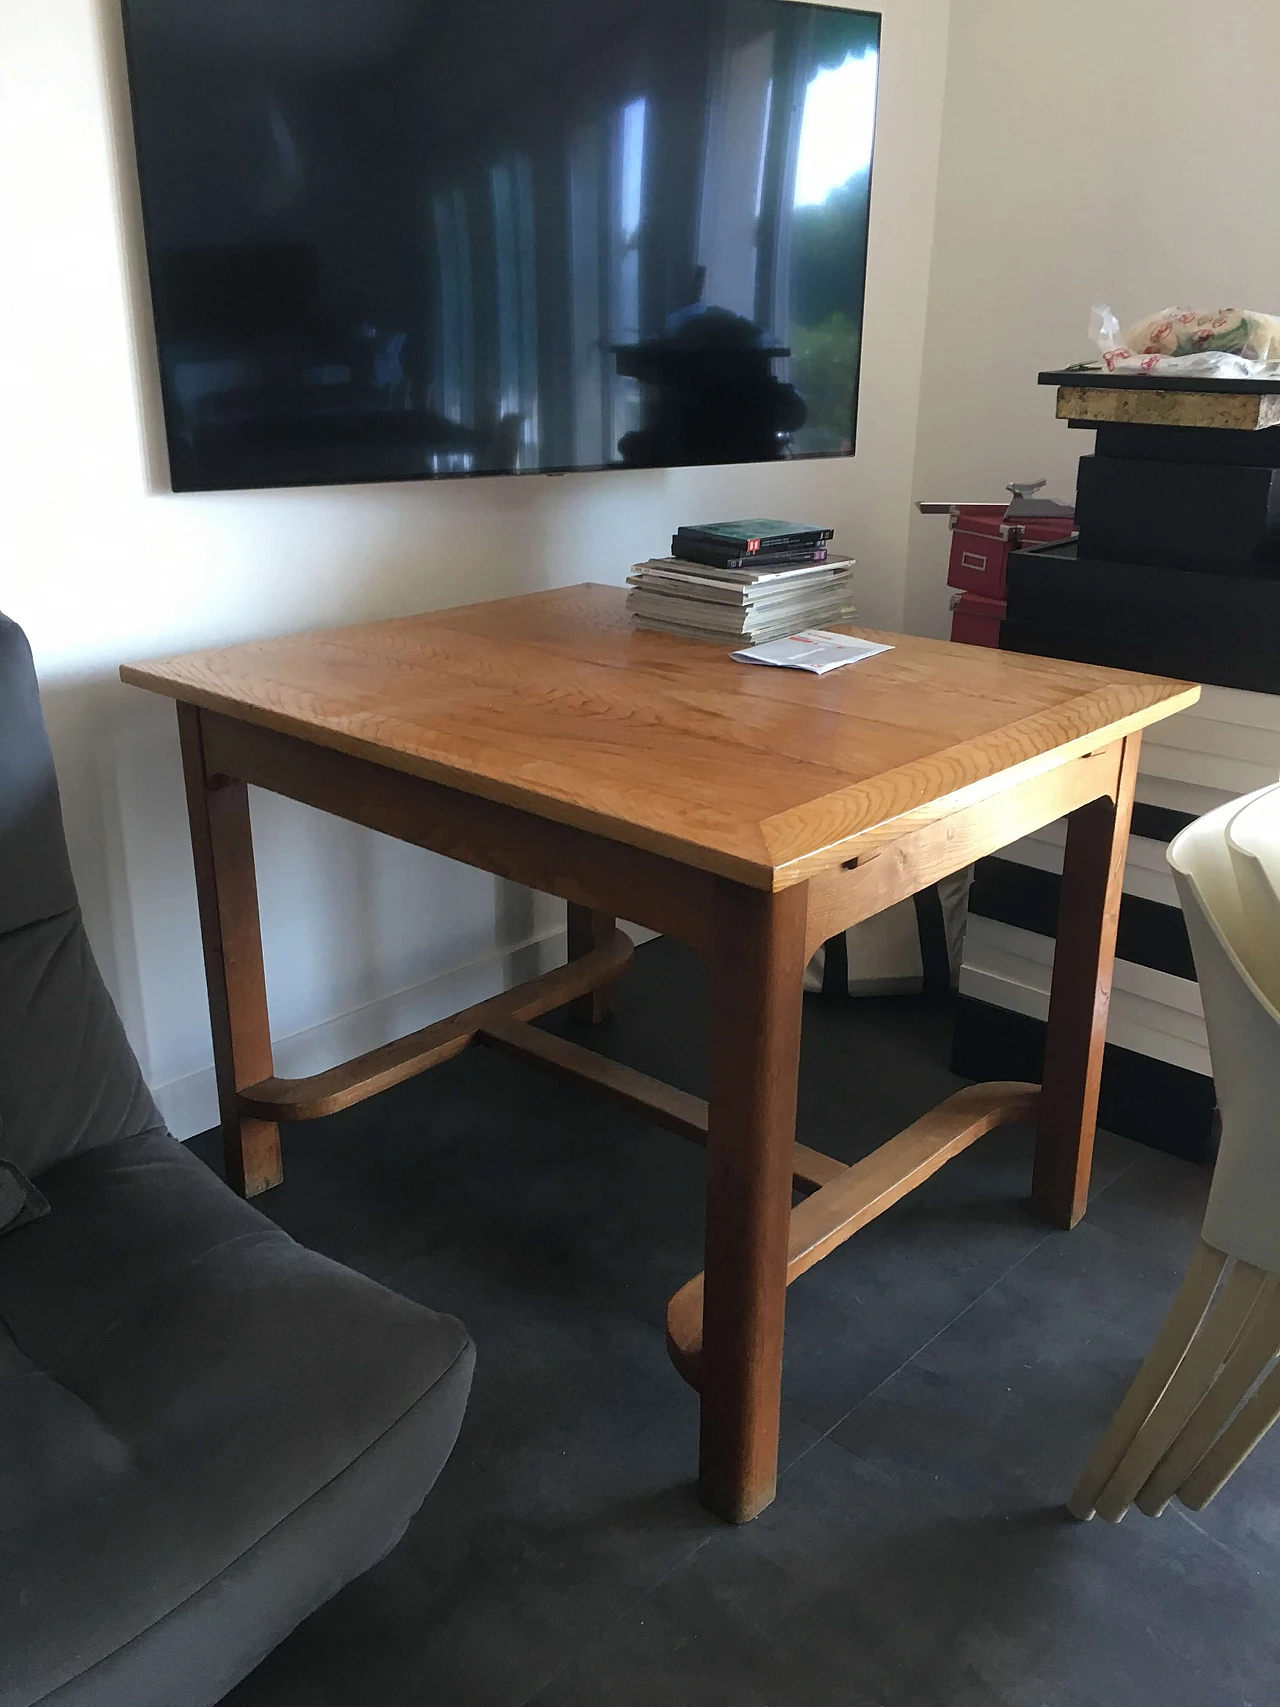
[1066,1241,1227,1521]
[1179,1358,1280,1510]
[1093,1257,1269,1523]
[1136,1282,1280,1516]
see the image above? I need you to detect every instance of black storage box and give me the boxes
[1090,422,1280,468]
[1001,541,1280,695]
[1075,455,1280,578]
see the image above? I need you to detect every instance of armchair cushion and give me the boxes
[0,1128,474,1707]
[0,615,76,936]
[0,910,163,1180]
[0,612,162,1179]
[0,1158,49,1237]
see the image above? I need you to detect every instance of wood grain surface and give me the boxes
[803,743,1124,958]
[177,702,282,1197]
[122,585,1199,891]
[697,880,810,1522]
[1032,734,1142,1229]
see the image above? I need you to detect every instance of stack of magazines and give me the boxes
[627,519,855,645]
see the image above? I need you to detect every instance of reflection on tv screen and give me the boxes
[122,0,879,491]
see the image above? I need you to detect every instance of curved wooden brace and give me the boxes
[666,1081,1040,1390]
[238,928,635,1122]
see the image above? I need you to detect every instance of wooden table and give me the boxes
[122,584,1199,1523]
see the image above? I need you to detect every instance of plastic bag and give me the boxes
[1088,303,1280,378]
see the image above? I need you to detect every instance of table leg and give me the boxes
[1032,734,1142,1229]
[698,880,809,1522]
[566,903,615,1024]
[177,704,282,1197]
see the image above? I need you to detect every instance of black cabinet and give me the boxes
[1075,455,1280,577]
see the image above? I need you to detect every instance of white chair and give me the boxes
[1068,781,1280,1522]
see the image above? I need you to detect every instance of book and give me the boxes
[626,573,849,609]
[627,573,855,644]
[629,559,852,594]
[630,581,822,610]
[674,518,836,554]
[630,555,854,591]
[670,537,830,571]
[628,583,853,624]
[627,582,853,623]
[630,603,856,645]
[628,536,854,645]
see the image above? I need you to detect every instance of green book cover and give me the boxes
[677,519,835,551]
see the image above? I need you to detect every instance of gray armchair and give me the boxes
[0,613,474,1707]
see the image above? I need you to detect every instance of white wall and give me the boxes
[906,0,1280,637]
[0,0,952,1135]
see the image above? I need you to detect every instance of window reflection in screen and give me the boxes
[612,96,648,456]
[491,154,540,468]
[788,45,879,452]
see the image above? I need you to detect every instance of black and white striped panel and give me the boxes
[953,685,1280,1163]
[960,802,1207,1080]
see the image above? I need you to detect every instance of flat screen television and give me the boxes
[121,0,880,492]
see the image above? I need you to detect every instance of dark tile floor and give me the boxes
[193,937,1280,1707]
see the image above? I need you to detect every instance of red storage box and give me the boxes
[950,590,1005,648]
[948,522,1010,599]
[946,504,1076,601]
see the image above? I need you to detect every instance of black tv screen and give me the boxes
[121,0,880,492]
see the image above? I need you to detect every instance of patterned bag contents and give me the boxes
[1127,308,1280,361]
[1089,304,1280,378]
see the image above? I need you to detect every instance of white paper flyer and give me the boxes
[732,630,893,676]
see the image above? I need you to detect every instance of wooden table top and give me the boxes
[122,584,1200,889]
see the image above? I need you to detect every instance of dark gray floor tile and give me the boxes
[202,938,1271,1707]
[826,1220,1200,1505]
[827,1206,1280,1545]
[221,1240,819,1707]
[527,1425,1280,1707]
[780,1125,1048,1434]
[1078,1141,1211,1275]
[192,1037,710,1303]
[528,1217,1280,1707]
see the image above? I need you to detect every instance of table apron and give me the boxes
[804,741,1126,959]
[199,714,1125,969]
[199,710,719,955]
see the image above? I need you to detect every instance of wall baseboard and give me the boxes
[157,924,650,1141]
